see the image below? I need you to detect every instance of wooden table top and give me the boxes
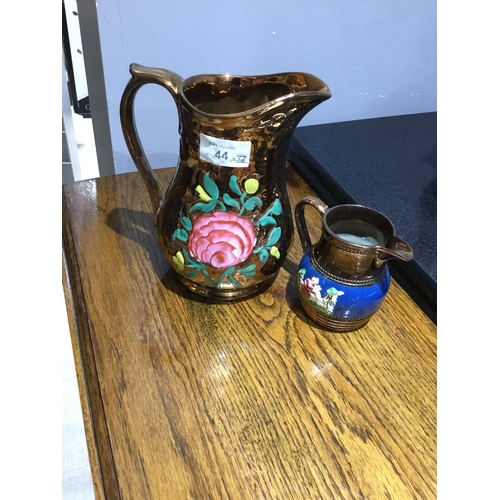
[62,165,436,500]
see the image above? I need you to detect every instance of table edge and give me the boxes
[62,188,121,500]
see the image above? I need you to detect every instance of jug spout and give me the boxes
[253,72,331,127]
[288,73,332,104]
[375,235,414,267]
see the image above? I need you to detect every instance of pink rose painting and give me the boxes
[188,211,256,269]
[170,172,282,288]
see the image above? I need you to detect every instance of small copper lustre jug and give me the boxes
[295,197,413,331]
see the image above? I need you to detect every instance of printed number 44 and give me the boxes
[215,150,228,161]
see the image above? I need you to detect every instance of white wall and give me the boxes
[95,0,436,174]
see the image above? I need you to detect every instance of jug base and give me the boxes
[299,296,372,332]
[177,273,277,301]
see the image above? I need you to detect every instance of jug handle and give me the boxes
[119,63,183,225]
[375,235,414,267]
[294,196,329,251]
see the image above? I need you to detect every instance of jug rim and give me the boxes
[322,204,397,248]
[178,71,331,119]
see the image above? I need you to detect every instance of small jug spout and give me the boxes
[375,235,414,267]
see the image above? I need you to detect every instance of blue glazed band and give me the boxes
[298,251,390,320]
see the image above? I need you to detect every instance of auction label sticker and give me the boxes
[200,133,251,168]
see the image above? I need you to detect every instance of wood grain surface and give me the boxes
[62,165,436,500]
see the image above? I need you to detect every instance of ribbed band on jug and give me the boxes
[312,235,386,287]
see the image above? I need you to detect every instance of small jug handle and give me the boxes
[294,196,329,251]
[119,63,183,225]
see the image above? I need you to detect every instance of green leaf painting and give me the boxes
[181,216,192,231]
[229,175,243,196]
[243,196,263,211]
[223,193,241,210]
[172,228,189,242]
[203,171,219,199]
[267,227,281,247]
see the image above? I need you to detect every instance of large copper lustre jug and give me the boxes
[120,63,331,299]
